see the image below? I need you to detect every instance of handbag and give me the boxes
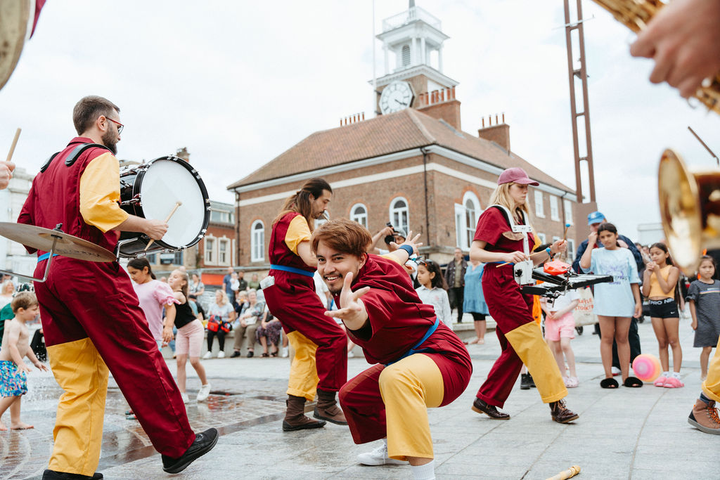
[572,287,598,326]
[207,315,221,332]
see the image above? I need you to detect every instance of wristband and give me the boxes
[399,245,414,256]
[546,247,552,256]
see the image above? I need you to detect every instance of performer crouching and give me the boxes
[469,168,578,423]
[262,178,348,430]
[313,219,472,480]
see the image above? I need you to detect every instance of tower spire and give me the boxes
[409,0,415,7]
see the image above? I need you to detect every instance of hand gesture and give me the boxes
[503,251,528,264]
[588,231,598,246]
[144,219,169,241]
[0,161,15,189]
[646,261,658,272]
[390,230,423,255]
[324,271,370,325]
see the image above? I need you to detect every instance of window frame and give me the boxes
[534,190,545,218]
[550,195,559,221]
[251,220,265,262]
[350,203,368,228]
[389,197,409,234]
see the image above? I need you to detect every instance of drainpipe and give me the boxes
[421,147,431,248]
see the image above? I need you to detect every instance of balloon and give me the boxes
[632,354,662,382]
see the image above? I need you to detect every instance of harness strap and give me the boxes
[269,264,315,278]
[64,143,112,167]
[385,317,440,366]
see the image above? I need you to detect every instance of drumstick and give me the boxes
[145,201,182,251]
[6,128,21,163]
[546,465,581,480]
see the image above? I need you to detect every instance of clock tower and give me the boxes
[373,1,460,126]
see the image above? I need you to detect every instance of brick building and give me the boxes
[227,3,580,270]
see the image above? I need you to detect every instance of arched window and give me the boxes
[455,191,482,250]
[350,203,368,228]
[402,45,411,67]
[251,220,265,262]
[389,197,409,234]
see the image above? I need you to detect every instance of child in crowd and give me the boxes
[687,255,720,381]
[0,292,48,430]
[642,242,683,388]
[580,223,643,388]
[127,258,178,350]
[168,270,211,403]
[415,259,452,327]
[541,291,580,388]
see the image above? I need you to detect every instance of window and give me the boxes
[146,254,157,265]
[564,199,573,225]
[204,237,214,264]
[455,192,482,250]
[219,239,229,265]
[350,204,368,228]
[567,239,576,261]
[251,220,265,262]
[160,251,182,265]
[389,197,409,234]
[550,195,559,221]
[534,190,544,218]
[402,45,410,66]
[211,210,232,223]
[537,233,546,244]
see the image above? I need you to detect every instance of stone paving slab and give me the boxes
[6,320,720,479]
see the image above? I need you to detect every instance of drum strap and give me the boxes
[64,143,112,167]
[40,152,59,173]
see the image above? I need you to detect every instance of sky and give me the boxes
[1,0,719,242]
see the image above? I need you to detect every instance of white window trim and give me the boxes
[455,191,482,251]
[567,238,576,261]
[204,234,216,266]
[389,197,409,233]
[564,199,573,225]
[350,203,368,228]
[537,233,546,244]
[534,190,545,218]
[251,220,265,262]
[550,195,560,221]
[218,237,230,266]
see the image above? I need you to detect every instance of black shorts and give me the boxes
[648,298,679,319]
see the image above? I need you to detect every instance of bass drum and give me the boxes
[118,156,210,257]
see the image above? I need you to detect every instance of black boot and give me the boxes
[520,373,532,390]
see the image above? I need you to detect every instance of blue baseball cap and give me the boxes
[587,211,606,225]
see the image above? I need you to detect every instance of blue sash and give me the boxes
[269,264,315,278]
[37,253,59,262]
[385,317,440,366]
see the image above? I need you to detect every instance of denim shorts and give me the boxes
[648,298,678,319]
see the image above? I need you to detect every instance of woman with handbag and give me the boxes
[203,290,235,359]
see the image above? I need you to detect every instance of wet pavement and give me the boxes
[3,318,720,479]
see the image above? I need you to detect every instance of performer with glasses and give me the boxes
[18,96,217,479]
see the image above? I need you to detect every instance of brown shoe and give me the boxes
[549,399,579,424]
[471,398,510,420]
[313,389,348,425]
[688,399,720,435]
[282,395,326,432]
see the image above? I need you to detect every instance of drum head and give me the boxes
[139,158,208,249]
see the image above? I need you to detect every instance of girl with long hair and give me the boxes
[415,259,452,327]
[127,258,177,350]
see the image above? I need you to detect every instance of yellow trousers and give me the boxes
[286,331,319,401]
[47,338,109,477]
[703,337,720,402]
[380,354,444,460]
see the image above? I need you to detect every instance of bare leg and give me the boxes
[561,337,577,378]
[176,354,188,392]
[664,317,682,372]
[0,396,19,430]
[651,317,670,371]
[548,339,565,376]
[614,317,632,381]
[9,397,31,429]
[407,456,432,466]
[189,357,208,384]
[701,346,713,380]
[475,320,486,343]
[260,336,268,354]
[598,316,617,378]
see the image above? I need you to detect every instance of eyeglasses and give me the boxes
[105,117,124,134]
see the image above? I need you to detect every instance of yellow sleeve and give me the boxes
[380,253,403,265]
[79,153,129,232]
[285,215,311,255]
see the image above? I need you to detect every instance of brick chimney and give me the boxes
[416,86,461,130]
[478,114,510,152]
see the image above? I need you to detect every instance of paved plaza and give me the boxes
[1,319,719,479]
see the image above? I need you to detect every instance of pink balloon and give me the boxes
[633,354,662,382]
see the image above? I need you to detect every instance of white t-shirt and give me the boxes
[545,289,579,312]
[415,286,452,327]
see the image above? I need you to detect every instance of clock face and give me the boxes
[379,81,414,115]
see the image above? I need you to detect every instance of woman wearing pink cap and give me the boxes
[468,168,579,423]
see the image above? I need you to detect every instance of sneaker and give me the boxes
[348,350,355,358]
[162,428,219,473]
[654,375,668,387]
[202,351,212,360]
[611,366,621,376]
[357,442,408,466]
[564,376,579,388]
[218,351,225,359]
[42,470,104,479]
[231,351,241,358]
[181,392,190,404]
[688,399,720,434]
[197,384,211,403]
[281,348,289,358]
[520,373,532,390]
[664,376,684,388]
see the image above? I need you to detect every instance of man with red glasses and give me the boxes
[18,96,217,480]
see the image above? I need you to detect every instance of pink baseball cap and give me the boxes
[497,167,539,186]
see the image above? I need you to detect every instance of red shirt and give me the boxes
[473,206,535,254]
[269,212,315,274]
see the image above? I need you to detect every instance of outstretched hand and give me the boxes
[324,271,370,330]
[390,230,423,255]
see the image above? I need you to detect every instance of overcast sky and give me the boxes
[2,0,719,242]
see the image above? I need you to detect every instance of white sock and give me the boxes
[672,372,681,379]
[662,371,670,377]
[412,460,436,480]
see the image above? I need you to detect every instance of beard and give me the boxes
[101,130,118,155]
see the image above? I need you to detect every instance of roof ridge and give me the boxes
[405,109,437,144]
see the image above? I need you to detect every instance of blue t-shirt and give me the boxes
[582,247,639,317]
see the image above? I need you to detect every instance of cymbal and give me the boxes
[0,222,115,262]
[0,0,31,91]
